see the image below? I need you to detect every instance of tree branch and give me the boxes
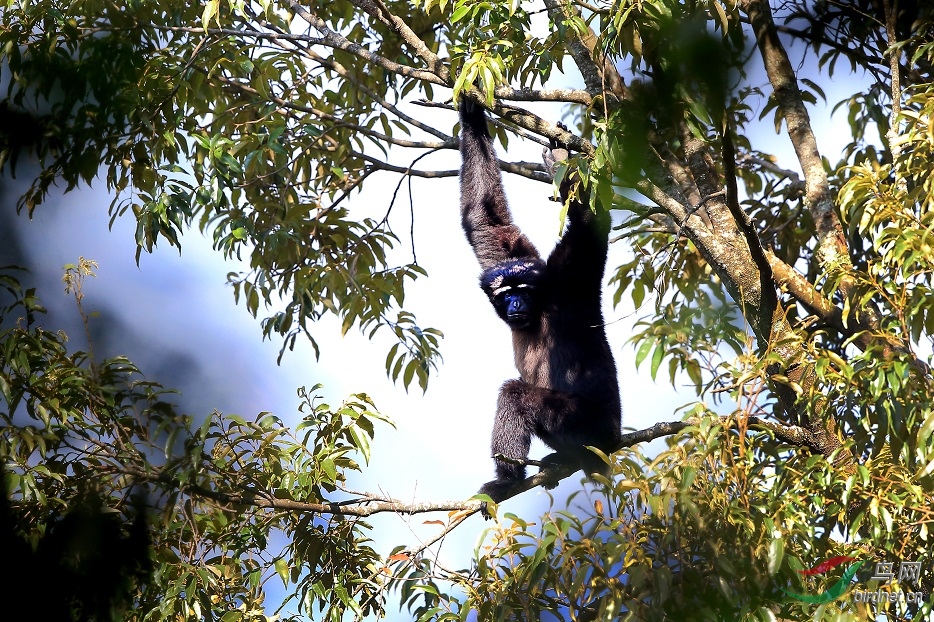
[411,98,550,147]
[414,94,596,156]
[230,13,453,142]
[347,0,451,83]
[208,70,457,150]
[767,23,889,85]
[739,0,880,325]
[300,48,451,141]
[491,85,593,105]
[351,150,549,182]
[766,250,927,374]
[737,152,805,193]
[474,415,819,512]
[171,21,590,105]
[489,98,596,156]
[542,0,628,105]
[286,1,447,86]
[721,122,778,341]
[108,415,817,524]
[883,0,907,193]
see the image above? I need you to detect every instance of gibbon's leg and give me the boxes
[479,380,615,499]
[537,390,620,477]
[488,379,545,482]
[476,379,540,514]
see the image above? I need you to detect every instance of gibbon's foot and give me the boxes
[538,452,577,489]
[540,450,613,484]
[477,478,519,520]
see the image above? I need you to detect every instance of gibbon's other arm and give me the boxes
[544,146,612,299]
[458,99,540,270]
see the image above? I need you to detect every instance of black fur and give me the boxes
[458,99,621,511]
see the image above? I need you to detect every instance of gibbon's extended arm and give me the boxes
[458,99,540,270]
[544,146,611,300]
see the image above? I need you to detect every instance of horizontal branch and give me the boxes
[112,414,815,527]
[473,414,816,509]
[111,463,481,517]
[492,99,595,156]
[351,150,459,178]
[737,152,805,190]
[351,151,549,182]
[413,95,596,156]
[493,85,593,105]
[411,99,550,147]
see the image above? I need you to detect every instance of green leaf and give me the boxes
[275,557,290,587]
[767,537,783,575]
[451,4,471,23]
[649,343,664,379]
[202,0,220,27]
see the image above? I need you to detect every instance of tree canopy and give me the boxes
[2,0,934,620]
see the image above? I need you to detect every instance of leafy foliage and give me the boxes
[1,0,442,391]
[3,0,934,620]
[1,267,392,621]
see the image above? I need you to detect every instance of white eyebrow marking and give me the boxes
[492,285,513,296]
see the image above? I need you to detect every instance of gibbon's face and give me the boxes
[492,283,539,329]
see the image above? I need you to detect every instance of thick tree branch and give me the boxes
[412,98,549,147]
[739,0,846,268]
[739,0,883,328]
[722,123,778,341]
[491,85,593,105]
[474,415,820,513]
[766,251,927,374]
[883,0,907,193]
[489,99,596,156]
[738,0,884,326]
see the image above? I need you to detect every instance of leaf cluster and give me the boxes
[0,269,394,621]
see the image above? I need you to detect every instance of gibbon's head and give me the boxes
[480,259,547,329]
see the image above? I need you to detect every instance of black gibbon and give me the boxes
[457,98,622,509]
